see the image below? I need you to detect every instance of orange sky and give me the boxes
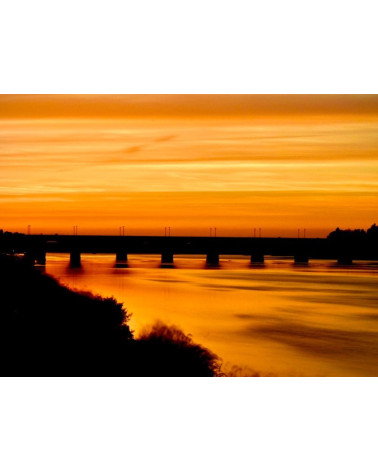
[1,95,377,237]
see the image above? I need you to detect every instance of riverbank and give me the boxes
[0,255,222,376]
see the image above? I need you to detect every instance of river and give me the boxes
[44,254,378,376]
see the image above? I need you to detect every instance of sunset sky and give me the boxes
[1,94,377,237]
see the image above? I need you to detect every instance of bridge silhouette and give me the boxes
[1,233,376,267]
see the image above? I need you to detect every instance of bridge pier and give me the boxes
[294,253,309,264]
[70,250,81,268]
[250,253,264,264]
[35,251,46,265]
[337,255,353,265]
[24,251,35,265]
[206,253,219,266]
[116,251,128,263]
[24,250,46,265]
[161,251,174,264]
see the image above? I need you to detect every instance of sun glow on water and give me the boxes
[45,254,378,376]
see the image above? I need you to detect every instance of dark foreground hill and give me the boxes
[0,255,221,376]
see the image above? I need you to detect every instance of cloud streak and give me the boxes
[1,95,378,119]
[124,134,176,154]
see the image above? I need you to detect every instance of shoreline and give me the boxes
[0,254,222,377]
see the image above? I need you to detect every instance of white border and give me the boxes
[1,1,377,93]
[0,378,377,471]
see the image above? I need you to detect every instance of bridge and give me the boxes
[1,233,376,267]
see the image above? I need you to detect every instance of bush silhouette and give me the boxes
[133,322,222,376]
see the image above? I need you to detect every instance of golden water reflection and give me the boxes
[45,254,378,376]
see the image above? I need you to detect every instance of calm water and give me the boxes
[44,254,378,376]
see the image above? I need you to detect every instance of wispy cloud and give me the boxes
[124,134,176,154]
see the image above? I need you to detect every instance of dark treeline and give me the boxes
[0,255,221,376]
[325,224,378,262]
[327,224,378,242]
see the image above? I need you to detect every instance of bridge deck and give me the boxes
[1,234,376,260]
